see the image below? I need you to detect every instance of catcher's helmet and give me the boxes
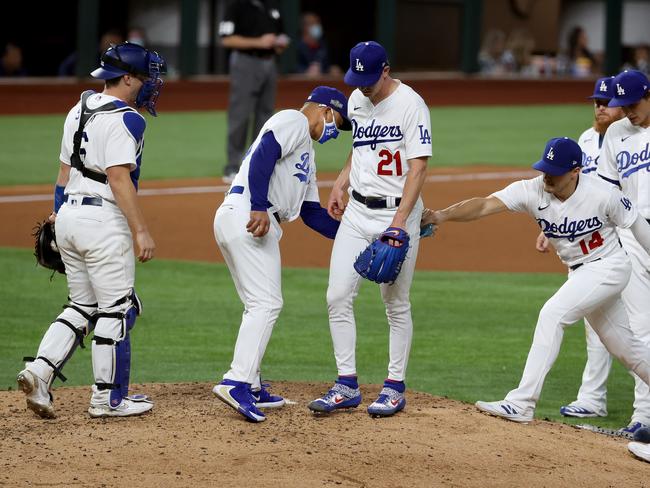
[91,42,167,116]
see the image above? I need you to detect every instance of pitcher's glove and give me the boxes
[354,227,410,284]
[33,219,65,274]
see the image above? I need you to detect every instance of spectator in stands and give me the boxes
[127,27,147,47]
[566,26,598,77]
[506,28,535,75]
[58,29,124,77]
[296,12,340,77]
[0,42,27,77]
[478,29,516,76]
[623,45,650,75]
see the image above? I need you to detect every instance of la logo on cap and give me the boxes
[547,147,555,160]
[599,80,607,92]
[617,83,625,95]
[355,58,364,72]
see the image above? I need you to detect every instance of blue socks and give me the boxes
[336,375,359,389]
[384,379,405,393]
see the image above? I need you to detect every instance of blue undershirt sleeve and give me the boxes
[249,131,282,211]
[300,201,340,239]
[54,184,65,213]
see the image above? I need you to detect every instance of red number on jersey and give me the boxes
[377,149,403,176]
[578,231,604,255]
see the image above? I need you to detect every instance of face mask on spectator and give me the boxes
[309,24,322,41]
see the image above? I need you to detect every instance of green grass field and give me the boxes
[2,103,636,431]
[1,247,635,428]
[0,104,593,185]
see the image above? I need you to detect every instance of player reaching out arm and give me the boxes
[423,136,650,424]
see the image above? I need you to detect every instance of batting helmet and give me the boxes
[91,42,167,116]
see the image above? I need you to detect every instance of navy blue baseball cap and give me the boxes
[306,86,352,130]
[344,41,388,87]
[588,76,615,100]
[608,70,650,107]
[532,137,582,176]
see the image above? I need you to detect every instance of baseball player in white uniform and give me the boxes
[542,77,625,420]
[423,136,650,423]
[308,41,432,417]
[597,70,650,435]
[16,43,165,418]
[538,74,650,437]
[212,86,351,423]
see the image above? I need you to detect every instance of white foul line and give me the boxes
[0,170,536,204]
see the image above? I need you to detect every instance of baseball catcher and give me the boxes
[354,227,410,284]
[33,219,65,274]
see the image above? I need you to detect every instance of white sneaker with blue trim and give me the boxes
[475,399,533,423]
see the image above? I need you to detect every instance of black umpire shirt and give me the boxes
[219,0,284,58]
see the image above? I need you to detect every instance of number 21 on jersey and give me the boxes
[377,149,403,176]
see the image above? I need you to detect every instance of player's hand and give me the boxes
[47,212,57,223]
[327,187,347,221]
[135,230,155,262]
[535,231,550,253]
[258,33,277,49]
[247,211,270,237]
[422,208,444,225]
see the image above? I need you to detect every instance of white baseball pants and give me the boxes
[27,198,135,405]
[506,251,650,413]
[575,229,650,422]
[214,204,283,390]
[326,198,422,382]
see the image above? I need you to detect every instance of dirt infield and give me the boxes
[0,166,564,273]
[1,382,647,487]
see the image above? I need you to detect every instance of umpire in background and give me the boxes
[219,0,289,183]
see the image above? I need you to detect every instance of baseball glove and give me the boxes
[33,219,65,274]
[354,227,410,284]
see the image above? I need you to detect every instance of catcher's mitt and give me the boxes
[33,220,65,274]
[354,227,410,284]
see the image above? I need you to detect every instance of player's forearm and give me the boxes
[220,35,266,50]
[55,163,70,186]
[53,163,71,214]
[391,160,427,228]
[630,215,650,255]
[438,197,496,223]
[333,152,353,192]
[108,169,149,233]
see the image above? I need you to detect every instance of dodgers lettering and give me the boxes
[352,119,403,150]
[536,216,603,242]
[617,143,650,178]
[581,151,598,173]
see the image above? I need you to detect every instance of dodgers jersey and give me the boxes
[60,93,145,203]
[492,175,636,267]
[225,109,319,222]
[578,127,603,175]
[348,81,432,197]
[598,118,650,218]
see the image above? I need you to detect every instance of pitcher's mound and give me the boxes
[1,382,645,487]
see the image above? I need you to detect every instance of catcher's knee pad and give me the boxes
[92,290,142,407]
[25,301,96,386]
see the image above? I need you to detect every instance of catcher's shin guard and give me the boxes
[92,290,141,407]
[25,301,96,387]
